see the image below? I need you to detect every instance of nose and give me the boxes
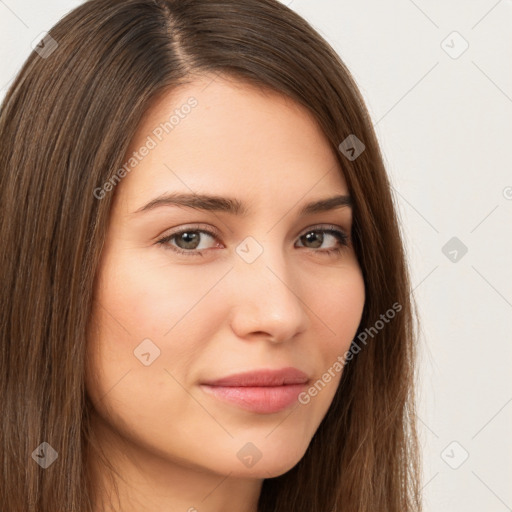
[228,246,310,344]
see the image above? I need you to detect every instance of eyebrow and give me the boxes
[132,192,352,216]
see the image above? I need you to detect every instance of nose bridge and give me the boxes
[229,235,309,341]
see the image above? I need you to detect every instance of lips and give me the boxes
[200,367,309,414]
[201,367,309,387]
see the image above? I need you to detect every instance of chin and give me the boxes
[224,441,309,479]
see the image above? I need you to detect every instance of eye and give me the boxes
[295,225,349,256]
[156,224,349,257]
[156,225,220,256]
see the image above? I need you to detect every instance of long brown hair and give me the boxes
[0,0,422,510]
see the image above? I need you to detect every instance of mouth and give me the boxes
[199,367,309,414]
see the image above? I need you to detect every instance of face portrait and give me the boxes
[85,74,365,509]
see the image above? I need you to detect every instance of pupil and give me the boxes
[179,232,199,249]
[304,231,322,248]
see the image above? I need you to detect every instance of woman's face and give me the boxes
[86,74,365,480]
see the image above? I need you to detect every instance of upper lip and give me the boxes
[201,367,309,387]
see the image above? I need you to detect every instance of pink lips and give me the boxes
[200,367,309,414]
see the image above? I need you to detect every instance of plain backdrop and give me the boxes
[1,1,511,511]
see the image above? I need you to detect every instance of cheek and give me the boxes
[93,248,227,339]
[312,264,366,350]
[301,265,365,397]
[85,294,200,454]
[85,250,229,407]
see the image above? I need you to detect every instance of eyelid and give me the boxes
[156,223,221,241]
[298,223,350,241]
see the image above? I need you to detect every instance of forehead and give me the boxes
[117,75,348,208]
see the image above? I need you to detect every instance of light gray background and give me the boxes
[1,1,511,510]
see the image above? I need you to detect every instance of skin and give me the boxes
[85,74,365,512]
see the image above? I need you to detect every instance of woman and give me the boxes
[0,0,422,510]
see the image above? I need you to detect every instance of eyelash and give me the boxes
[155,224,349,258]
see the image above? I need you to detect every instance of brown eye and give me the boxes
[296,227,349,255]
[156,228,220,256]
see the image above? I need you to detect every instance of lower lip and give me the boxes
[200,384,307,414]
